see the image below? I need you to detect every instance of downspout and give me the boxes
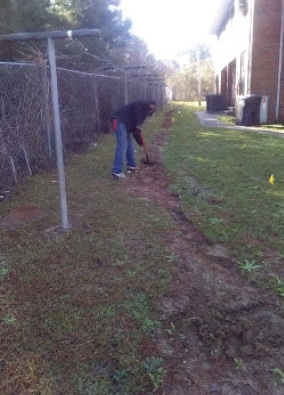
[276,0,284,121]
[247,0,255,94]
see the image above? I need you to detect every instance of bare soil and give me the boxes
[126,111,284,395]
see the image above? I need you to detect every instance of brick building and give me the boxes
[210,0,284,124]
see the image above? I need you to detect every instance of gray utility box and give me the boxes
[259,96,268,124]
[236,95,268,126]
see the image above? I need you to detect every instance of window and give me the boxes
[239,0,248,14]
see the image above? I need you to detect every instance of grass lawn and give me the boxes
[165,102,284,291]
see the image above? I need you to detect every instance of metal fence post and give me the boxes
[47,37,69,230]
[0,29,101,231]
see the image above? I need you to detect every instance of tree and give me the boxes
[0,0,60,60]
[170,44,215,102]
[0,0,132,66]
[0,0,168,85]
[47,0,132,65]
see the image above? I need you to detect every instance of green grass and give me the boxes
[164,102,284,277]
[237,259,263,273]
[261,123,284,131]
[217,114,236,124]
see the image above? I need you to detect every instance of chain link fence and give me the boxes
[0,62,166,192]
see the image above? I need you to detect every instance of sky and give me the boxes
[119,0,220,61]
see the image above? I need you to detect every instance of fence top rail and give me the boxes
[0,61,43,67]
[0,29,101,42]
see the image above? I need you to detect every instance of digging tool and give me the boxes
[131,127,156,165]
[142,145,149,164]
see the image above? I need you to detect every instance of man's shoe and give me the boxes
[127,166,139,173]
[112,172,127,180]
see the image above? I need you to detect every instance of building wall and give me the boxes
[213,1,250,71]
[213,0,284,123]
[250,0,283,122]
[213,0,251,103]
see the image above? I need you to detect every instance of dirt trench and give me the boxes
[126,111,284,395]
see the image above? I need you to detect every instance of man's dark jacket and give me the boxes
[112,100,152,130]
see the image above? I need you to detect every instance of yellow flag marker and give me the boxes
[269,174,275,185]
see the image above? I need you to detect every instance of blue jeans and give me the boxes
[112,120,136,174]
